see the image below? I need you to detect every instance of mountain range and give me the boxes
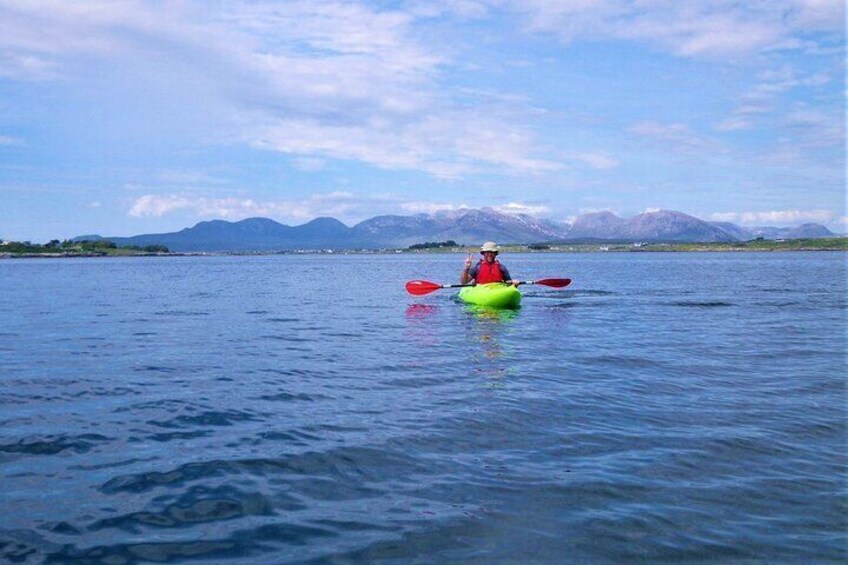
[76,209,837,252]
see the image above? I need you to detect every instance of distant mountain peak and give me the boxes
[304,216,348,226]
[79,208,838,252]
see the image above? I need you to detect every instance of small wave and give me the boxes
[114,398,197,413]
[671,301,734,308]
[570,289,616,297]
[153,310,211,317]
[0,434,111,456]
[41,521,83,535]
[545,302,579,309]
[257,392,319,402]
[259,368,324,378]
[89,485,275,532]
[147,409,266,430]
[69,457,159,471]
[325,331,365,338]
[133,365,179,373]
[577,354,664,369]
[378,375,463,390]
[258,334,315,342]
[146,430,212,443]
[64,386,139,399]
[257,430,321,444]
[43,539,243,563]
[99,446,422,496]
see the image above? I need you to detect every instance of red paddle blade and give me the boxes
[535,278,571,288]
[405,280,442,295]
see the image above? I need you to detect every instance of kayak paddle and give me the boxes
[405,278,571,296]
[523,278,572,288]
[406,280,473,295]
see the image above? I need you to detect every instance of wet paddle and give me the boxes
[405,278,571,296]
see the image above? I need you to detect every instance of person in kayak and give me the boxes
[460,241,519,286]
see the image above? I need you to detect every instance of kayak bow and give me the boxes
[458,283,522,309]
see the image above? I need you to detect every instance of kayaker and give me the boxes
[460,241,519,286]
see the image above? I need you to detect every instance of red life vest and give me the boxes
[475,260,505,284]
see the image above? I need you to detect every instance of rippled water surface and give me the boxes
[1,252,845,563]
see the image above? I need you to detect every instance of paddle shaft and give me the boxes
[406,278,570,296]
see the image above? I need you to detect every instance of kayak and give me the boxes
[458,283,521,309]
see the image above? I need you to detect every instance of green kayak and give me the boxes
[458,283,521,309]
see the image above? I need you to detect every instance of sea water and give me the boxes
[1,252,845,563]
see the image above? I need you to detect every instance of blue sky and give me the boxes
[0,0,844,242]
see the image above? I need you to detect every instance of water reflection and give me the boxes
[463,307,518,383]
[403,303,441,350]
[463,305,519,321]
[405,303,438,319]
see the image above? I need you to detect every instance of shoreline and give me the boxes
[2,239,847,259]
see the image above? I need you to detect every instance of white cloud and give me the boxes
[753,66,832,95]
[156,170,228,185]
[128,191,445,225]
[399,202,471,215]
[397,201,552,218]
[0,134,24,146]
[792,0,846,31]
[577,207,620,216]
[129,194,197,218]
[127,193,561,225]
[221,4,566,178]
[710,209,836,225]
[514,0,844,58]
[0,1,571,180]
[492,202,551,216]
[250,111,562,178]
[0,52,58,80]
[291,157,328,172]
[784,106,845,148]
[128,192,372,222]
[719,64,837,131]
[0,0,843,237]
[628,121,718,153]
[715,117,753,132]
[569,151,619,170]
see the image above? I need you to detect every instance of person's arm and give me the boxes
[501,264,519,286]
[460,254,475,284]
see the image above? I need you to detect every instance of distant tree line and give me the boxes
[0,239,169,255]
[408,240,459,250]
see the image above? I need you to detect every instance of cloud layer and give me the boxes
[710,210,840,226]
[0,0,843,240]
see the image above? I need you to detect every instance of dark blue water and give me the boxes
[1,252,845,563]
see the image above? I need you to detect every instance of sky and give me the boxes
[0,0,845,242]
